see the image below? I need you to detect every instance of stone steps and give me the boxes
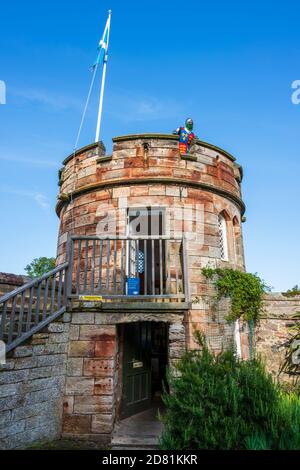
[111,406,163,450]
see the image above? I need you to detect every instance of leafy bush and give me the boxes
[25,257,56,278]
[283,285,300,297]
[202,267,268,323]
[160,333,300,450]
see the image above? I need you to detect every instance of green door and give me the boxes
[121,322,152,418]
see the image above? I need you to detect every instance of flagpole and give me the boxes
[95,10,112,143]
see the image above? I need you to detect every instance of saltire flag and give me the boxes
[92,14,110,70]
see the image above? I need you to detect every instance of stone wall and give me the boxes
[0,273,30,298]
[0,315,69,449]
[255,294,300,381]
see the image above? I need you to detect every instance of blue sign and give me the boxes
[127,277,140,295]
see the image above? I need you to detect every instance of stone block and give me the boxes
[63,396,74,415]
[36,354,65,367]
[69,341,95,357]
[148,185,166,196]
[24,414,47,430]
[73,395,113,414]
[0,419,26,439]
[0,383,21,398]
[95,341,116,358]
[63,414,92,434]
[129,186,149,196]
[65,377,94,395]
[91,414,113,434]
[0,410,11,426]
[27,366,52,379]
[63,312,71,322]
[67,357,83,376]
[94,377,114,395]
[14,357,38,370]
[11,403,46,421]
[0,395,25,412]
[69,325,80,340]
[51,363,67,376]
[0,360,15,371]
[13,346,33,358]
[0,369,29,385]
[47,323,65,333]
[112,187,130,198]
[24,388,61,406]
[79,325,116,341]
[48,332,69,344]
[71,312,95,324]
[83,359,114,377]
[24,376,64,393]
[166,186,180,197]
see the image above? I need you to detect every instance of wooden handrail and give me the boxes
[0,262,69,304]
[0,262,69,352]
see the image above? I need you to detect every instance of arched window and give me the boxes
[233,216,243,265]
[218,213,228,261]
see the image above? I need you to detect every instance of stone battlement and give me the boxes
[56,135,244,217]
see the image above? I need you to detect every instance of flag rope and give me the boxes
[74,64,98,151]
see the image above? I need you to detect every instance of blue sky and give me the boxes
[0,0,299,291]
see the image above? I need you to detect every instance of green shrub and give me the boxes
[160,333,300,450]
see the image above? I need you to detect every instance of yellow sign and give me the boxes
[79,295,103,301]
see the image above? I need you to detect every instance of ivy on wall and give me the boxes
[201,267,269,324]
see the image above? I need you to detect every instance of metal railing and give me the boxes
[0,263,68,353]
[67,235,189,302]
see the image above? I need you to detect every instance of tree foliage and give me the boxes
[24,257,56,278]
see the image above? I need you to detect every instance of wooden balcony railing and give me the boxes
[67,236,189,302]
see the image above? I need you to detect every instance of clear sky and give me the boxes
[0,0,299,291]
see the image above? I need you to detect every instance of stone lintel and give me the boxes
[70,300,189,312]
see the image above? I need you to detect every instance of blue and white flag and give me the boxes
[92,13,111,70]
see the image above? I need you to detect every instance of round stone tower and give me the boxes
[56,134,246,353]
[56,134,248,440]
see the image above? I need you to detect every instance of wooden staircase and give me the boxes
[0,263,68,353]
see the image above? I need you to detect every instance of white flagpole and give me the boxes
[95,10,112,143]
